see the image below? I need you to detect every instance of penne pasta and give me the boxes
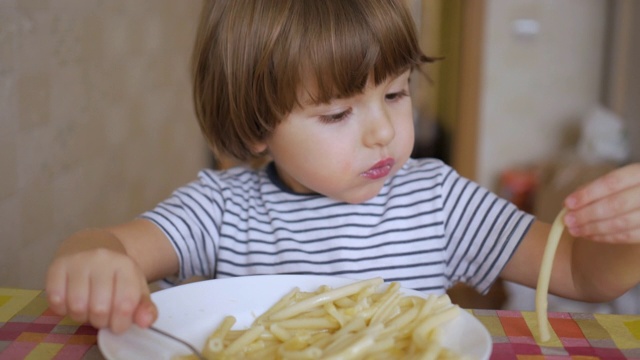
[535,207,568,342]
[190,278,464,360]
[269,278,384,321]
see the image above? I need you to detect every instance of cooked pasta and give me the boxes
[174,277,464,360]
[535,207,568,342]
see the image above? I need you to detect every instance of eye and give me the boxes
[385,89,409,102]
[319,108,352,124]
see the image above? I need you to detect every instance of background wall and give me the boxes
[476,0,607,189]
[625,4,640,162]
[0,1,208,289]
[606,0,640,163]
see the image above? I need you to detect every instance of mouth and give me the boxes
[361,158,395,180]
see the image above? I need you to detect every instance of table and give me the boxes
[1,288,639,359]
[0,289,100,360]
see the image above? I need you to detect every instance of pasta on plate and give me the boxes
[173,277,465,360]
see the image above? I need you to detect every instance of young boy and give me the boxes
[47,0,640,334]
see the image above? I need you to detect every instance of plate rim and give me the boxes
[98,275,492,360]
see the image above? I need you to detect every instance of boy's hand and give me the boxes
[46,248,158,334]
[564,163,640,244]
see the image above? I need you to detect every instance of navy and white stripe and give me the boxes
[141,158,534,294]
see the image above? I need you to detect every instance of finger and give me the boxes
[45,260,68,316]
[566,210,640,240]
[88,270,115,329]
[564,185,640,226]
[133,274,157,329]
[65,267,91,324]
[565,163,640,209]
[133,294,158,329]
[109,268,139,334]
[582,227,640,244]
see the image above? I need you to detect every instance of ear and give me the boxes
[250,141,268,155]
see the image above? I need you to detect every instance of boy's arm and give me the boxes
[108,218,180,281]
[52,218,179,282]
[501,220,640,302]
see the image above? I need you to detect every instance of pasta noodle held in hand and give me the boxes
[535,208,568,342]
[174,277,464,360]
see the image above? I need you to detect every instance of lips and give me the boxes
[361,158,395,180]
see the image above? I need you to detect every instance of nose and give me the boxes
[362,107,395,148]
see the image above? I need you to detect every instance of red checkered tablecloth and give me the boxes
[0,289,99,359]
[1,288,639,359]
[473,309,640,359]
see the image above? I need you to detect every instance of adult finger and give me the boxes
[565,163,640,209]
[566,210,640,242]
[584,227,640,244]
[565,185,640,227]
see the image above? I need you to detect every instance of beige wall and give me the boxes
[0,1,208,289]
[477,0,607,189]
[628,4,640,162]
[606,0,640,162]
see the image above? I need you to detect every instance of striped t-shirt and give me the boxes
[142,157,534,294]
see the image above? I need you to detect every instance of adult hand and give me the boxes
[563,163,640,243]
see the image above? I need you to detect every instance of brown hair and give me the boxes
[192,0,434,161]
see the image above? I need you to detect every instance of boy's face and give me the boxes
[256,70,414,204]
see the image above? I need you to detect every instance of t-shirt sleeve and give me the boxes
[440,165,535,294]
[140,170,226,285]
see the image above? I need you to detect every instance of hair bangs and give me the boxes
[292,0,429,106]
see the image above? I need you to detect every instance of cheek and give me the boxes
[283,134,349,172]
[394,109,415,149]
[299,137,355,184]
[403,122,415,149]
[310,138,354,173]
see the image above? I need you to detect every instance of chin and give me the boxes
[339,184,385,204]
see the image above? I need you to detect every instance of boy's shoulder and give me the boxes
[196,165,268,189]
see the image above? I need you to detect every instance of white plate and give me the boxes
[98,275,492,359]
